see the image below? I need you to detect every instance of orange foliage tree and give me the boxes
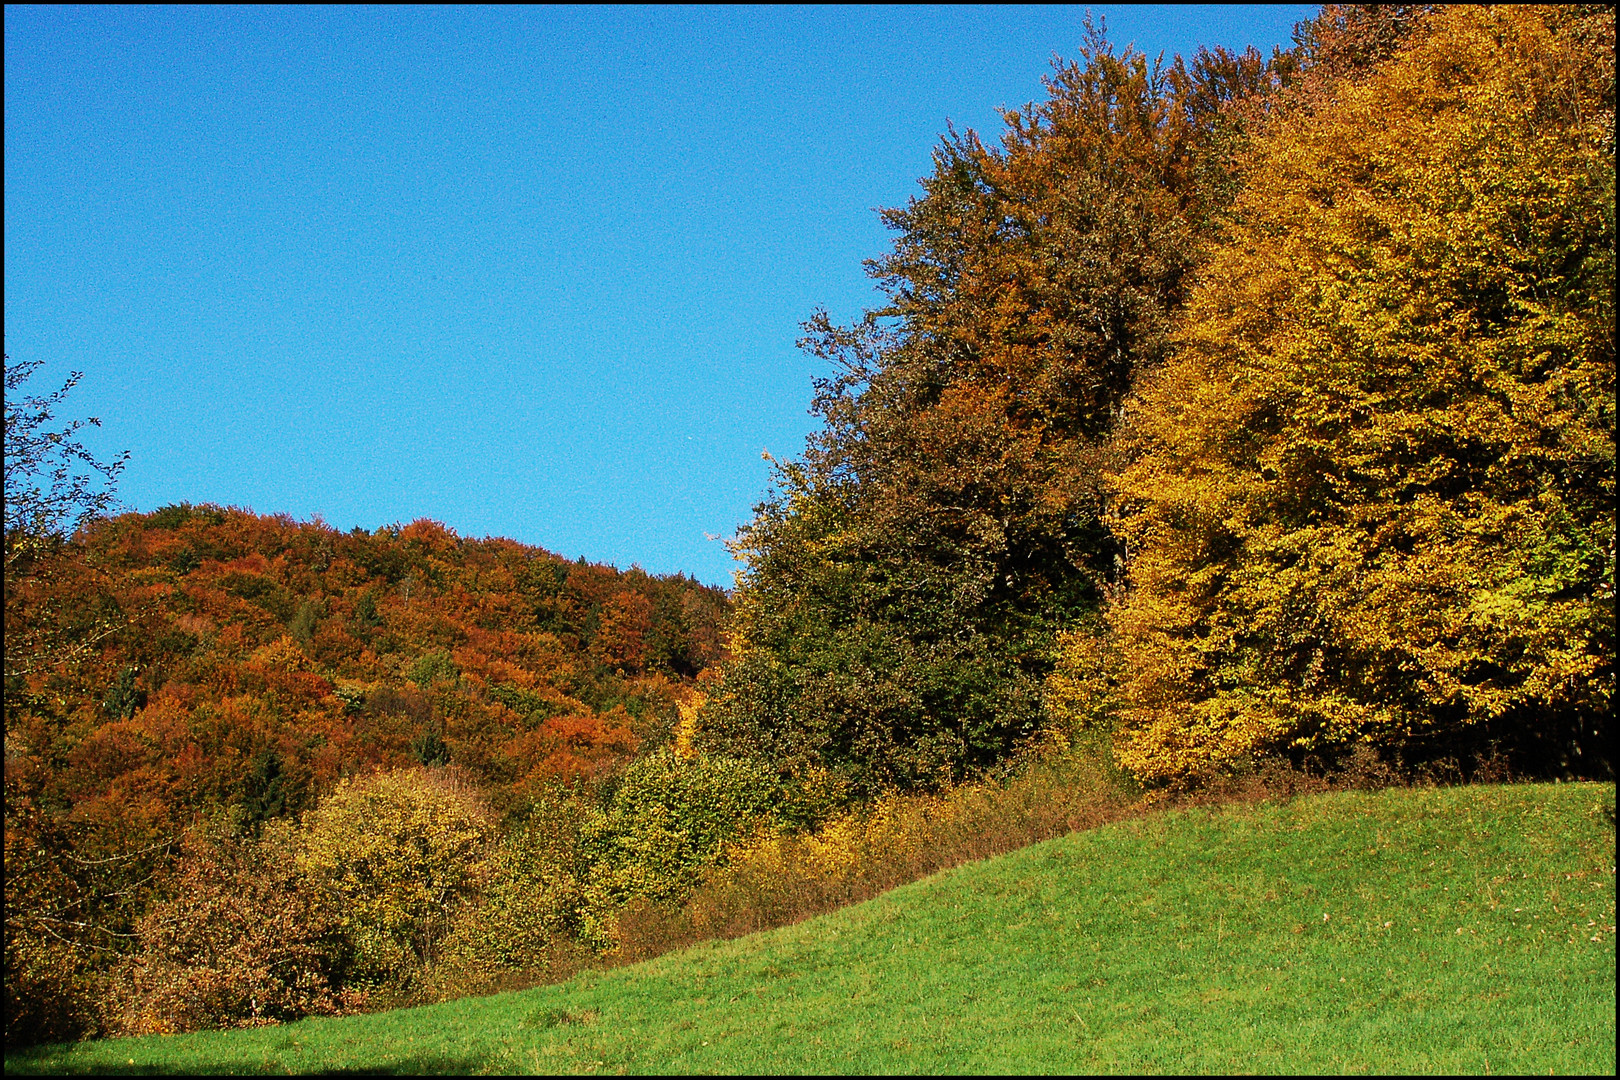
[705,19,1300,794]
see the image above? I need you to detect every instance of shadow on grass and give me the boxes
[1,1053,491,1076]
[314,1059,493,1076]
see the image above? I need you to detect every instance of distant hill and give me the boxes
[5,505,730,830]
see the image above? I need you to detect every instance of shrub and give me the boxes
[441,814,584,971]
[124,821,350,1034]
[3,801,170,1045]
[574,750,783,949]
[3,932,107,1046]
[299,768,493,988]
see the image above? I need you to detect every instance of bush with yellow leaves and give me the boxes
[299,767,493,989]
[437,796,585,975]
[572,749,781,950]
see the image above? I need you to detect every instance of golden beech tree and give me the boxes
[1086,5,1614,782]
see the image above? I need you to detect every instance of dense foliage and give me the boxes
[711,3,1613,790]
[702,22,1299,795]
[3,506,728,1041]
[6,506,728,820]
[1078,4,1614,780]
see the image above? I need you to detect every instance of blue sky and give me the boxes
[6,4,1316,587]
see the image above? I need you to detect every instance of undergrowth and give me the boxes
[9,781,1612,1074]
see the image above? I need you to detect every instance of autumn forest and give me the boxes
[4,4,1613,1047]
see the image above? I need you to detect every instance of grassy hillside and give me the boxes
[9,781,1613,1075]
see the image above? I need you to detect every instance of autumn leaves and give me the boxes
[710,6,1614,786]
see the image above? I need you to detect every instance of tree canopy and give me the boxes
[1091,4,1614,781]
[701,21,1299,794]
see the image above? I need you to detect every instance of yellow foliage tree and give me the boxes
[1083,5,1614,782]
[299,768,492,985]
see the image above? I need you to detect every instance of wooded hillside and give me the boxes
[4,507,728,1039]
[7,506,728,826]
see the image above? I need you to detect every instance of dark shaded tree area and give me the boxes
[701,19,1302,794]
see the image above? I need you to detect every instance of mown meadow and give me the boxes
[8,782,1613,1075]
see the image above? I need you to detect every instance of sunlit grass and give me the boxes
[8,781,1613,1075]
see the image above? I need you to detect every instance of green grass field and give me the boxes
[8,782,1614,1075]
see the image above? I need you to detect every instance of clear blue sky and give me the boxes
[6,4,1316,587]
